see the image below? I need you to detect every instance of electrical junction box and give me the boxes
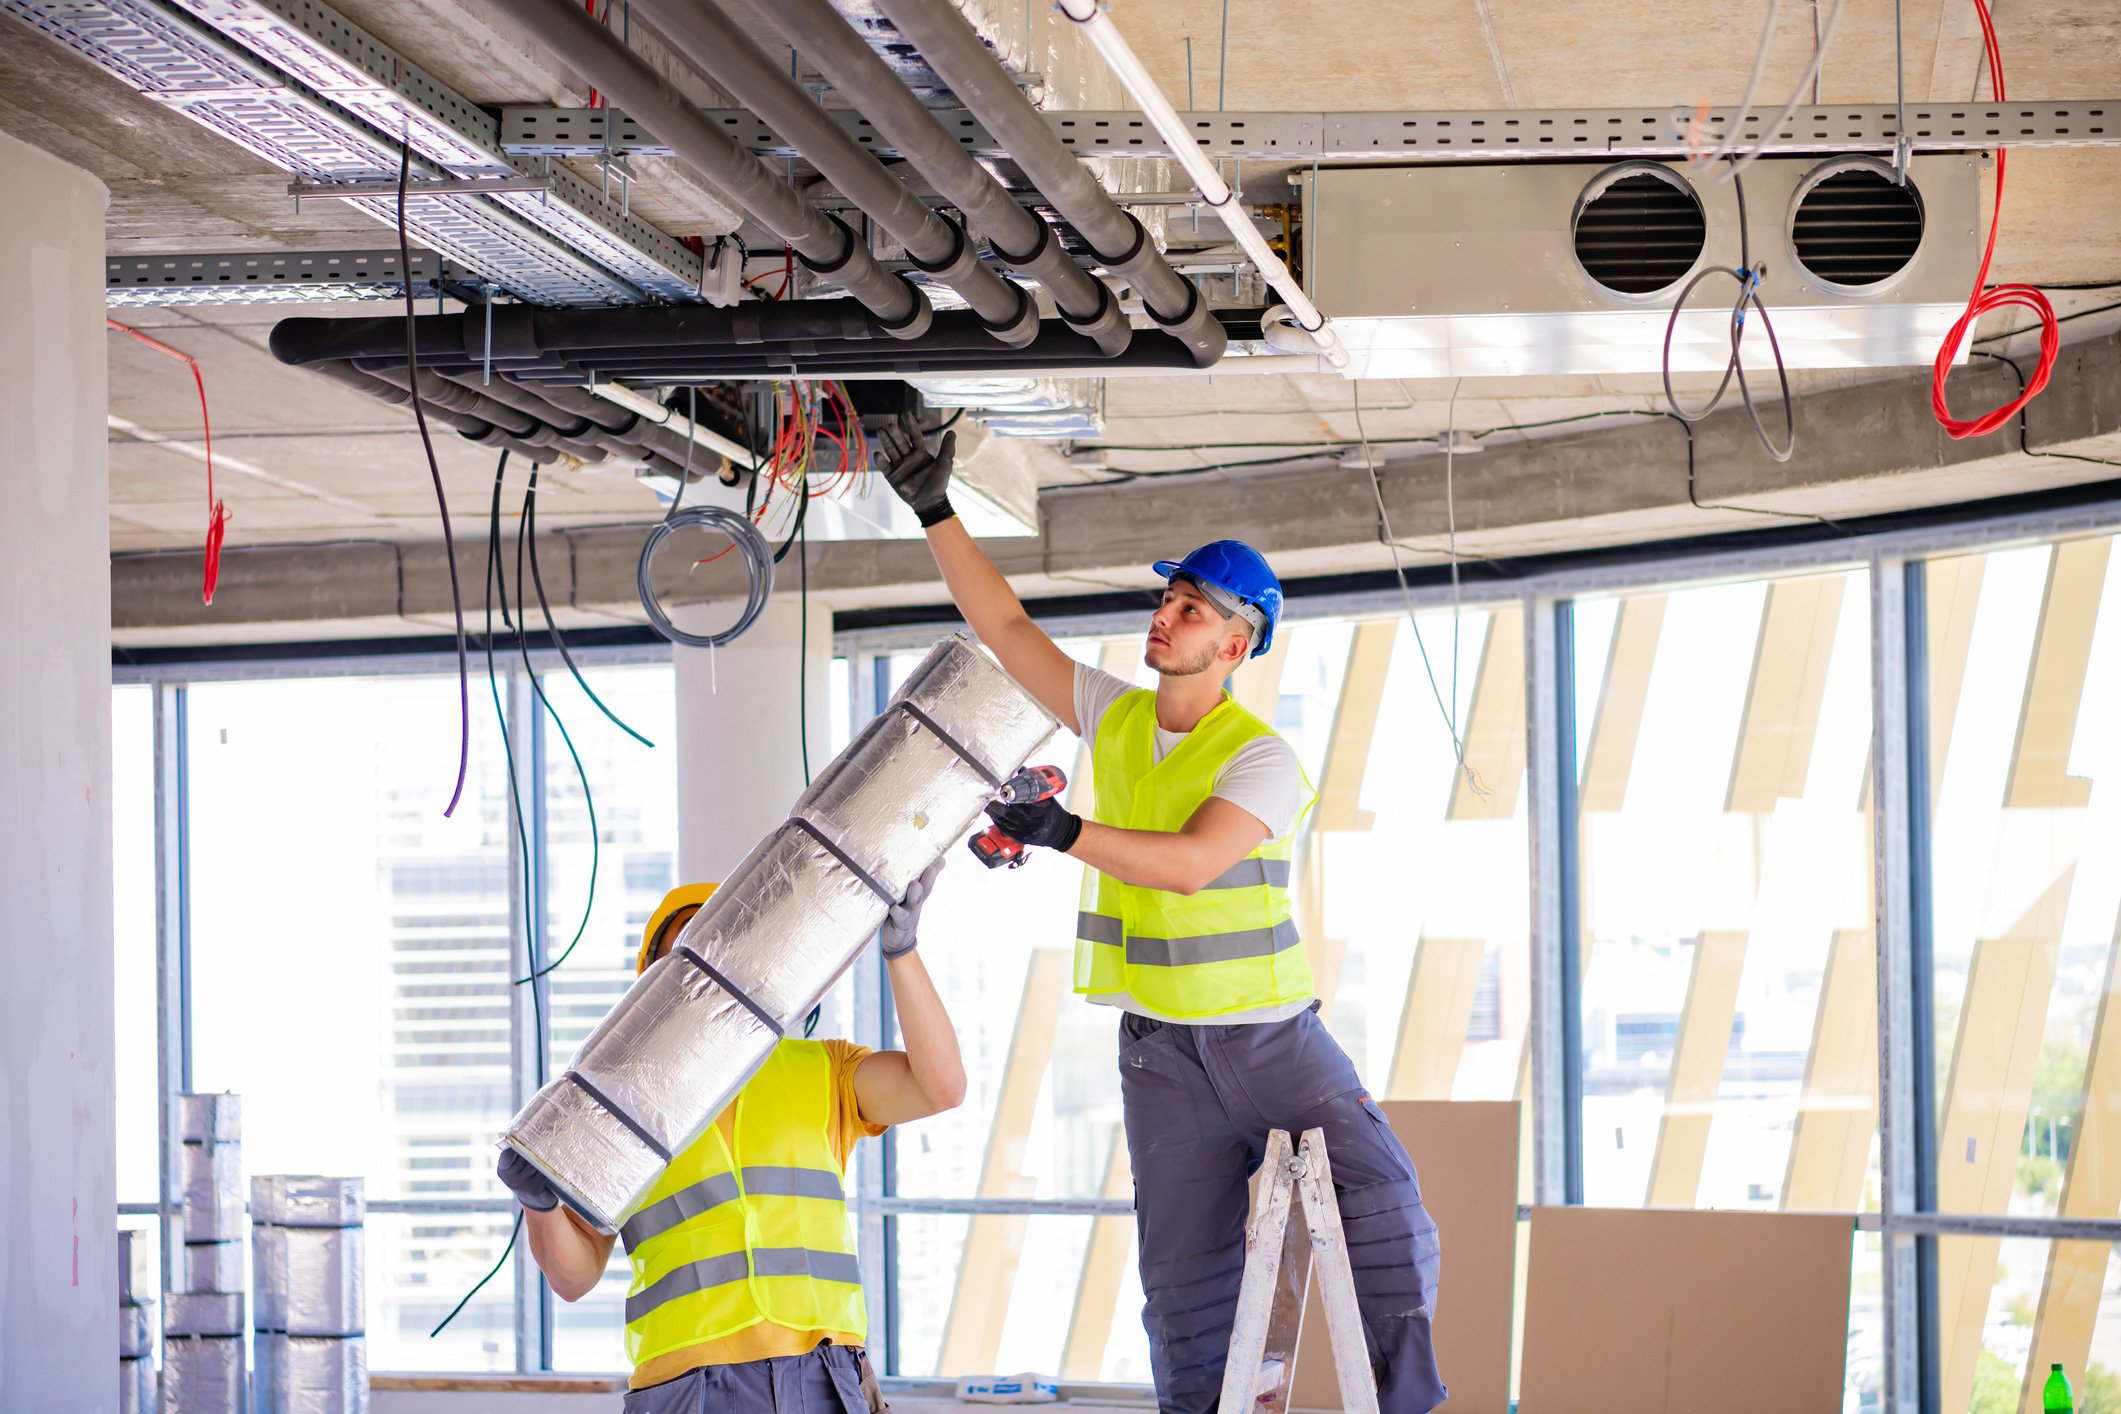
[642,418,1040,539]
[1301,154,1982,379]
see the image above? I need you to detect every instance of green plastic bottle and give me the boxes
[2045,1363,2075,1413]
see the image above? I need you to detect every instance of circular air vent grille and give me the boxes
[1572,166,1706,296]
[1790,161,1925,288]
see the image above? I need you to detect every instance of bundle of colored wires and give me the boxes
[1930,0,2058,440]
[696,380,871,564]
[107,318,227,604]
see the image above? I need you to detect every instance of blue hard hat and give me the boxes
[1151,540,1283,659]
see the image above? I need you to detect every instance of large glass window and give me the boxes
[113,685,159,1208]
[536,664,680,1371]
[185,676,522,1371]
[1570,568,1879,1407]
[1923,533,2121,1413]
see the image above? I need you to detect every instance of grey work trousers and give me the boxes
[1120,1004,1446,1414]
[620,1342,869,1414]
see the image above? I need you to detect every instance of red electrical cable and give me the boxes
[1930,0,2058,440]
[107,318,228,605]
[584,0,606,108]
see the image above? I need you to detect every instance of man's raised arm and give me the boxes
[879,415,1082,733]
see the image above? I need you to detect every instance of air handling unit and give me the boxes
[1301,155,1981,378]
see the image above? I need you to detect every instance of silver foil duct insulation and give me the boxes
[252,1175,364,1228]
[252,1225,365,1336]
[182,1138,245,1243]
[118,1355,156,1414]
[166,1292,245,1337]
[119,1228,157,1411]
[185,1239,245,1293]
[503,636,1056,1232]
[163,1334,247,1413]
[118,1227,154,1307]
[254,1175,368,1414]
[118,1300,153,1358]
[180,1092,242,1143]
[255,1334,367,1414]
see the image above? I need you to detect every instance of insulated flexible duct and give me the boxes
[484,0,931,338]
[502,636,1057,1231]
[732,0,1130,357]
[869,0,1225,368]
[626,0,1036,347]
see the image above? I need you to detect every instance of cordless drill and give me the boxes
[968,764,1068,868]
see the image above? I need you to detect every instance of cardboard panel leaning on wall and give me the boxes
[1518,1207,1853,1414]
[1290,1100,1521,1414]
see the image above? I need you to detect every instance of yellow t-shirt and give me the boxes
[627,1038,886,1391]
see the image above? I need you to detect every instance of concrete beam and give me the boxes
[111,334,2121,644]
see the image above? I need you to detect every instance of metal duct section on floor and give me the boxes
[502,636,1057,1233]
[268,303,1212,388]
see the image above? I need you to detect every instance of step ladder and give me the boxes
[1221,1127,1381,1414]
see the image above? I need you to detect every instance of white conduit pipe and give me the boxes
[1054,0,1350,371]
[589,379,755,468]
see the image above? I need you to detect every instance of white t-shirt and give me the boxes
[1073,661,1314,1026]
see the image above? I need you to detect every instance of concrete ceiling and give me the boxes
[4,0,2120,643]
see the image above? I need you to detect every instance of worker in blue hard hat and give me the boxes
[881,419,1445,1413]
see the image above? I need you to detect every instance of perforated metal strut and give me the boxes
[502,101,2121,162]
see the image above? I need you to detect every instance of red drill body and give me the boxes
[969,764,1068,868]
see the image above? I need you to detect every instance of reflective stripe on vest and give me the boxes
[620,1166,846,1251]
[1074,690,1316,1019]
[624,1248,865,1325]
[619,1039,865,1369]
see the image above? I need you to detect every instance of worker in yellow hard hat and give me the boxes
[497,858,961,1411]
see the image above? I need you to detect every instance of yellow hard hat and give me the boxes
[638,882,719,975]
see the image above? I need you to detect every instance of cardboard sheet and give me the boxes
[1290,1100,1520,1414]
[1518,1206,1852,1414]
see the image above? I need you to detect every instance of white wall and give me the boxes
[673,591,834,884]
[0,130,116,1409]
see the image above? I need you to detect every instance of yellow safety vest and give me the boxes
[1074,690,1316,1019]
[618,1039,865,1370]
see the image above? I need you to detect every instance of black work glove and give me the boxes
[496,1147,558,1213]
[881,856,945,958]
[879,411,957,528]
[984,796,1083,854]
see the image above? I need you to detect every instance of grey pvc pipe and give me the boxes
[731,0,1129,357]
[627,0,1035,347]
[868,0,1223,367]
[491,0,930,338]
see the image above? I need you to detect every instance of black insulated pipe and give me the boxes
[868,0,1224,367]
[728,0,1130,357]
[358,366,616,464]
[626,0,1036,348]
[430,368,705,470]
[485,0,931,338]
[305,361,555,465]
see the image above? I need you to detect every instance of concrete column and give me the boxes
[674,591,834,883]
[0,132,117,1407]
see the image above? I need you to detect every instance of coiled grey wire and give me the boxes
[637,505,776,647]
